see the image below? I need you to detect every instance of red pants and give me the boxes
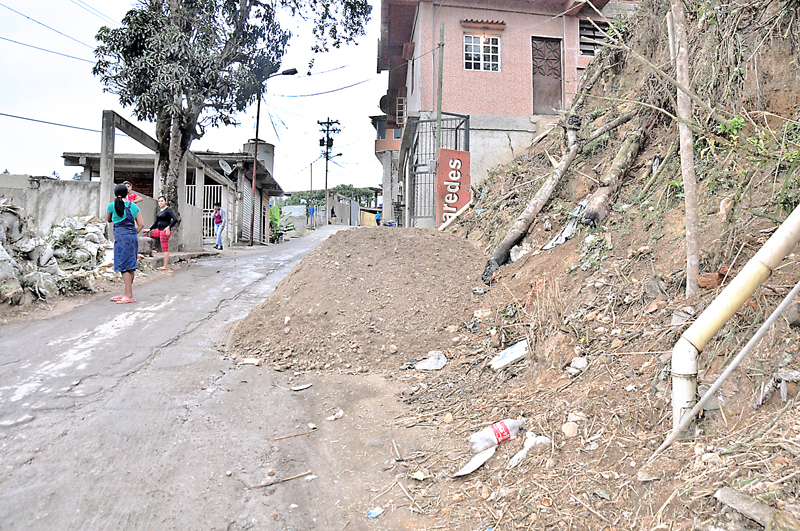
[149,229,171,252]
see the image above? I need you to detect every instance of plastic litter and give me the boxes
[414,351,447,370]
[507,431,552,469]
[453,446,495,477]
[366,507,384,518]
[291,383,312,391]
[489,340,529,371]
[468,418,525,453]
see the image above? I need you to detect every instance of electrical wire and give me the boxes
[274,48,435,98]
[67,0,119,27]
[0,2,95,49]
[0,36,94,63]
[0,112,129,138]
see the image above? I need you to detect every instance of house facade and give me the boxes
[376,0,636,227]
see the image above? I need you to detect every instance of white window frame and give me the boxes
[463,34,501,72]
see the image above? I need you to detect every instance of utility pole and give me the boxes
[318,118,340,225]
[309,163,313,229]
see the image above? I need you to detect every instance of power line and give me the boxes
[0,2,94,49]
[0,36,94,63]
[274,48,434,99]
[68,0,119,27]
[1,112,100,133]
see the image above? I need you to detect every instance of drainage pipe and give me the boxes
[671,203,800,435]
[653,277,800,459]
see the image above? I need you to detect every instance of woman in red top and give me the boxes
[123,181,143,204]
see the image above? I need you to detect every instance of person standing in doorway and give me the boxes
[213,202,226,250]
[330,206,337,224]
[122,181,143,204]
[107,183,144,304]
[146,196,179,271]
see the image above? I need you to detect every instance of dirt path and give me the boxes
[0,227,437,530]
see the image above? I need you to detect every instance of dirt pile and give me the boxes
[230,227,486,373]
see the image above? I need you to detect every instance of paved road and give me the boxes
[0,226,427,531]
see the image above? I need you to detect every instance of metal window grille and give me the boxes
[464,34,500,71]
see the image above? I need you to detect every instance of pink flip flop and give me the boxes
[111,295,124,301]
[116,297,136,304]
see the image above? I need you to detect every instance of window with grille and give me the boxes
[396,97,406,126]
[579,20,609,56]
[464,34,500,71]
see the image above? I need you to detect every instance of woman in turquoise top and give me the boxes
[106,183,144,304]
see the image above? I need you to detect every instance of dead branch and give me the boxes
[583,127,646,225]
[585,111,637,146]
[481,115,582,283]
[639,142,677,199]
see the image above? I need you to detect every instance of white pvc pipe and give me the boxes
[655,277,800,458]
[671,336,698,433]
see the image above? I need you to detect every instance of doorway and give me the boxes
[531,37,563,115]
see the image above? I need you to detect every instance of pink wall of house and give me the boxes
[407,0,596,117]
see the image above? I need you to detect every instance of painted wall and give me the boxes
[410,0,584,117]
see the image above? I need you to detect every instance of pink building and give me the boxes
[375,0,636,227]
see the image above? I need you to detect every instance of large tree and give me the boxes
[93,0,371,214]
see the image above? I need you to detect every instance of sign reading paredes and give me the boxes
[435,149,471,227]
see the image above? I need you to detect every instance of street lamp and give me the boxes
[250,67,298,246]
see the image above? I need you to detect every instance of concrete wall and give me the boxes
[0,175,101,236]
[0,175,202,251]
[468,114,540,184]
[281,205,308,236]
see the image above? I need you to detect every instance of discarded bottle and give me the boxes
[467,418,525,453]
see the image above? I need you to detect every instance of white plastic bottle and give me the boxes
[467,418,525,453]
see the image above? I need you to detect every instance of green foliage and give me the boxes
[269,205,295,242]
[717,116,744,136]
[667,175,684,200]
[330,184,377,207]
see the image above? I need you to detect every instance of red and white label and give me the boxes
[490,421,511,443]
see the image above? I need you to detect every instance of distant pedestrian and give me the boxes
[213,202,226,250]
[122,181,143,204]
[330,206,336,224]
[107,183,144,304]
[146,196,179,270]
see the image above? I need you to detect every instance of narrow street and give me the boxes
[0,226,427,531]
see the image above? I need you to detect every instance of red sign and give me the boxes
[436,149,471,227]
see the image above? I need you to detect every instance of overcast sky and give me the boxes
[0,0,386,192]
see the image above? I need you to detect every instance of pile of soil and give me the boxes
[230,227,486,374]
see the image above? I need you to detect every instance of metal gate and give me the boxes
[203,185,223,239]
[408,112,469,227]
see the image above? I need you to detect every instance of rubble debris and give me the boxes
[0,200,116,305]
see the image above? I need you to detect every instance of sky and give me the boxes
[0,0,386,192]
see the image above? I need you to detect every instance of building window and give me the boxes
[393,128,402,140]
[396,97,406,126]
[464,34,500,71]
[579,20,609,56]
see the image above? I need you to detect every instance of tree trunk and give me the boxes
[482,114,582,283]
[582,128,644,225]
[672,0,700,297]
